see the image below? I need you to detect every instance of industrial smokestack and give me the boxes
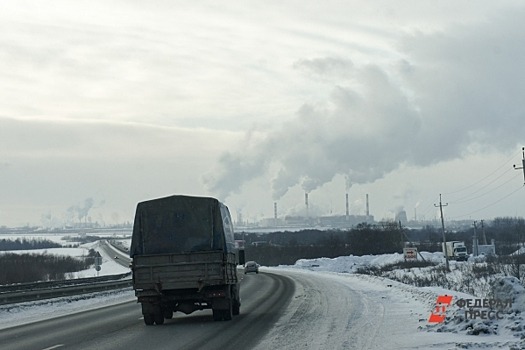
[237,210,243,226]
[345,193,349,218]
[366,194,369,217]
[305,192,309,218]
[274,202,277,220]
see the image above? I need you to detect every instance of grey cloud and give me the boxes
[0,117,208,160]
[293,57,355,81]
[402,10,525,150]
[0,116,233,226]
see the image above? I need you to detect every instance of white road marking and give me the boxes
[42,345,64,350]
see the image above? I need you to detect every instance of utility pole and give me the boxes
[473,221,479,256]
[513,147,525,257]
[481,219,488,245]
[399,220,404,249]
[514,147,525,184]
[435,194,450,272]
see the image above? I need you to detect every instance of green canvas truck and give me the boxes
[130,195,243,325]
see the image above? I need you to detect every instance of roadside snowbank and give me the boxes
[273,253,525,349]
[291,251,444,272]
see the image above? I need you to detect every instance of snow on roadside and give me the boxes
[290,251,444,273]
[273,253,525,349]
[0,288,135,330]
[0,239,133,330]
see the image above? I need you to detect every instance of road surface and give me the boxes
[0,268,435,350]
[0,271,293,350]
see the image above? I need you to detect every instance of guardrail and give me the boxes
[0,278,133,305]
[0,274,133,305]
[0,240,134,305]
[0,272,131,294]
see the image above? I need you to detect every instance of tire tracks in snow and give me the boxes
[254,269,388,350]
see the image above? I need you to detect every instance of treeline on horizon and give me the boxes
[0,238,62,251]
[237,216,525,266]
[0,247,99,285]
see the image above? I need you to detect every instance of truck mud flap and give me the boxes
[212,297,231,310]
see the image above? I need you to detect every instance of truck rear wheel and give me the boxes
[154,313,165,325]
[232,300,240,316]
[232,285,240,315]
[223,300,233,321]
[144,314,154,326]
[163,309,173,319]
[212,308,223,321]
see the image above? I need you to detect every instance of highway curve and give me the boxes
[0,271,295,350]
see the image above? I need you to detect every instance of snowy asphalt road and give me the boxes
[2,238,524,349]
[1,267,492,349]
[0,271,294,350]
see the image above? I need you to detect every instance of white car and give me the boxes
[244,261,259,274]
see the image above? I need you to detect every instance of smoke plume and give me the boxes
[66,197,99,223]
[205,10,525,201]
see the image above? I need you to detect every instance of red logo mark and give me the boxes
[428,295,453,323]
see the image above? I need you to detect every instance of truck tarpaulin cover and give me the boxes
[130,195,235,257]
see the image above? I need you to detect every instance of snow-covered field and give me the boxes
[0,235,134,329]
[0,233,130,278]
[1,235,524,349]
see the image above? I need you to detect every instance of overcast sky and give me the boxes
[1,0,525,227]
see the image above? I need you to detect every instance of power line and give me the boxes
[441,149,524,219]
[449,185,524,220]
[410,149,524,222]
[449,171,520,205]
[443,150,521,196]
[513,147,525,184]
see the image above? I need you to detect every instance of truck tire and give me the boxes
[163,309,173,319]
[212,308,223,321]
[233,300,240,316]
[154,312,164,325]
[232,285,240,315]
[223,303,233,321]
[144,314,154,326]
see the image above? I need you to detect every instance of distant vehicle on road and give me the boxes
[244,261,259,274]
[443,241,468,261]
